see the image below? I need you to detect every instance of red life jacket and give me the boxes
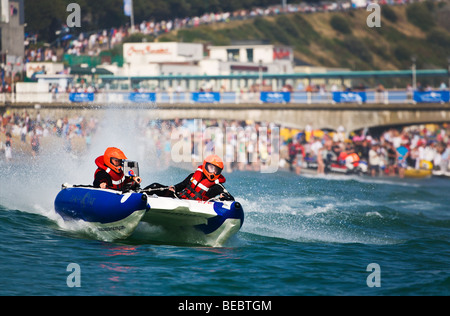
[347,153,360,167]
[179,165,226,201]
[94,155,126,190]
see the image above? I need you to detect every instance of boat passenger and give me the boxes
[93,147,141,191]
[169,155,234,201]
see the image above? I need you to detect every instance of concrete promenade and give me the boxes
[2,101,450,132]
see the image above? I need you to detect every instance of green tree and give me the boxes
[406,2,435,31]
[330,15,352,35]
[25,0,67,42]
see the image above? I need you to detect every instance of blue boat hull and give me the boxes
[54,186,149,240]
[195,201,244,232]
[55,187,148,223]
[196,201,244,247]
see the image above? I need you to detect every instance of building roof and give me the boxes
[70,65,113,75]
[99,69,448,81]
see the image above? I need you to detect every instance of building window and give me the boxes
[227,49,239,62]
[246,48,253,63]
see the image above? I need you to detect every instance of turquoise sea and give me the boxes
[0,155,449,296]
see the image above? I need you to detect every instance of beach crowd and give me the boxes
[1,109,449,179]
[0,110,98,159]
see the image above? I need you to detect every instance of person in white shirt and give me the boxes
[369,142,382,176]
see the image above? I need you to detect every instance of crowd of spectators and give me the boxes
[2,109,448,180]
[135,118,280,172]
[0,110,98,159]
[282,123,450,178]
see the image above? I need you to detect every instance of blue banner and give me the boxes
[128,92,156,103]
[123,0,132,17]
[191,92,220,103]
[69,93,95,102]
[413,91,450,103]
[260,92,291,103]
[332,92,367,103]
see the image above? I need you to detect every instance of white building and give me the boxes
[118,42,294,91]
[123,42,293,75]
[123,42,203,64]
[26,62,65,78]
[123,42,204,76]
[204,44,293,75]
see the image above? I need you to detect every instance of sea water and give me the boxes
[1,157,449,296]
[0,112,449,296]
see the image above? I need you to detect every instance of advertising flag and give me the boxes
[123,0,132,17]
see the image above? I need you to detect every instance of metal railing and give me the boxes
[2,90,448,105]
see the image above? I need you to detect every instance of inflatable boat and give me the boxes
[54,184,244,246]
[54,184,149,240]
[432,170,450,178]
[404,168,432,178]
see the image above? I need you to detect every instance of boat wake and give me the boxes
[239,198,397,245]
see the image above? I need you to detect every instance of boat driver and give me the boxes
[93,147,141,191]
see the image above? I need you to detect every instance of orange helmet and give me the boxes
[202,154,224,181]
[104,147,127,174]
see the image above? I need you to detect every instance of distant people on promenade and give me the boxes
[282,123,450,178]
[0,110,99,159]
[1,109,449,179]
[4,132,12,162]
[30,129,40,157]
[133,118,450,178]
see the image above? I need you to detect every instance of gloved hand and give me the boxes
[219,192,234,201]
